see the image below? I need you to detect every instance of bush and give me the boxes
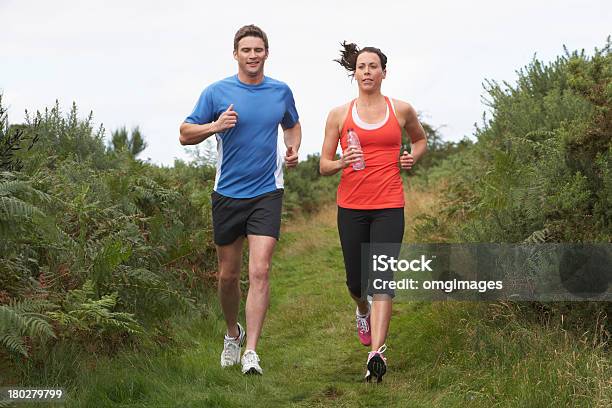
[413,39,611,345]
[0,99,219,375]
[420,39,611,243]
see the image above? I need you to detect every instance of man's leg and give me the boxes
[244,234,276,351]
[217,237,245,337]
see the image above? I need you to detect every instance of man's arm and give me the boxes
[179,122,218,146]
[283,121,301,168]
[179,104,238,146]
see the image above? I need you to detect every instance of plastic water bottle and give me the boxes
[347,128,365,171]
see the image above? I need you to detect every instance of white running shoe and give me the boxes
[241,349,263,375]
[220,322,245,367]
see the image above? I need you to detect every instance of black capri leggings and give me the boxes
[337,207,405,299]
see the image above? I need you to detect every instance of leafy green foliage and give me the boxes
[0,94,39,172]
[0,298,56,357]
[48,280,142,338]
[419,39,611,243]
[404,121,473,180]
[16,101,110,172]
[109,126,147,158]
[0,97,217,373]
[414,40,611,346]
[283,154,339,216]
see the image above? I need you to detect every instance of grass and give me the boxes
[7,183,611,407]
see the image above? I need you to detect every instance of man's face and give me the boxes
[234,36,268,77]
[355,52,386,91]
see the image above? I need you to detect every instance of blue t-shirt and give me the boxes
[185,75,299,198]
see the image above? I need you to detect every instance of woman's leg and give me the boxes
[370,298,392,351]
[337,207,371,314]
[369,208,405,351]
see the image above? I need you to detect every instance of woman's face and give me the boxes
[355,52,386,92]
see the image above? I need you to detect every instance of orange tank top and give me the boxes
[337,96,405,209]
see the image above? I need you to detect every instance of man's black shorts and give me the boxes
[211,189,284,246]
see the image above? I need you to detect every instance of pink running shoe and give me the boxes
[356,306,371,346]
[365,344,387,383]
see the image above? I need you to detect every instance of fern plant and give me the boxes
[48,280,142,338]
[0,298,56,357]
[0,175,47,221]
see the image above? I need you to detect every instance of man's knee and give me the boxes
[249,261,270,284]
[218,264,241,286]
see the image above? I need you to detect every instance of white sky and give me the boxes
[1,0,610,166]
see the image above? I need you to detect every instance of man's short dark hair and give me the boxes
[234,25,269,51]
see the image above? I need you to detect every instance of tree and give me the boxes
[0,95,39,172]
[110,126,147,158]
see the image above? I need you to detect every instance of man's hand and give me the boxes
[213,104,238,133]
[400,150,415,170]
[285,146,299,168]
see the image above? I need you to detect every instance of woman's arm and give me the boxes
[396,100,427,170]
[319,107,363,176]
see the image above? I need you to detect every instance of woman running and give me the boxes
[320,42,427,382]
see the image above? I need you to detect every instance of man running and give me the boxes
[179,24,301,375]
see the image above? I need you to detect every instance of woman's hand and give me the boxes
[341,146,364,168]
[400,150,415,170]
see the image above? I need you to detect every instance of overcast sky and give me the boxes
[1,0,610,166]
